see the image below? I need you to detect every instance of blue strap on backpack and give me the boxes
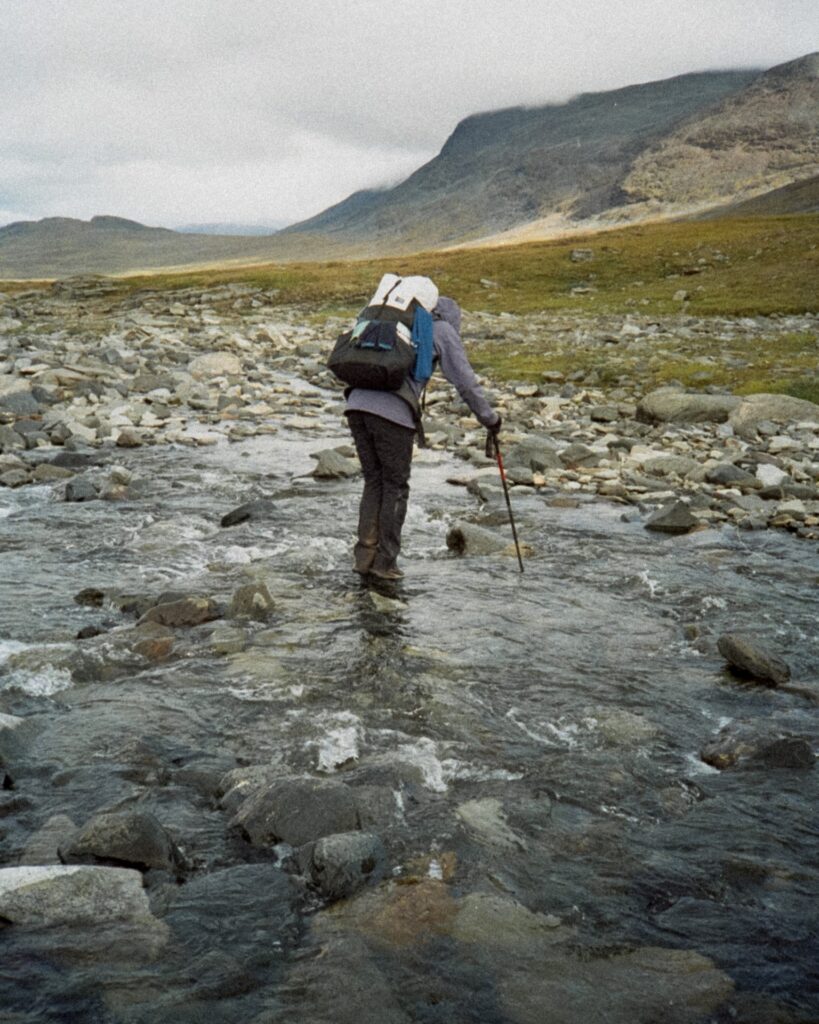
[411,307,434,383]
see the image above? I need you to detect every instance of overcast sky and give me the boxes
[1,0,816,230]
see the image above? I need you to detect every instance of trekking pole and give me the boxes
[486,430,524,573]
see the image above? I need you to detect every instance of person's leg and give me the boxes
[369,418,415,575]
[347,412,381,573]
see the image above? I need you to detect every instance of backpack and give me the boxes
[327,274,438,391]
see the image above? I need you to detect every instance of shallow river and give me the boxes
[1,391,817,1023]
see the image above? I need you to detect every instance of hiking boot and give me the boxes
[370,565,404,581]
[354,550,376,575]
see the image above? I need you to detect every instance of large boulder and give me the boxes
[729,393,819,438]
[0,865,150,926]
[60,809,185,873]
[306,831,387,901]
[229,777,363,848]
[637,388,741,424]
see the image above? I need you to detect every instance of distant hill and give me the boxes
[1,53,817,278]
[0,215,292,278]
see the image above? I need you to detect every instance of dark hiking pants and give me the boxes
[347,411,414,573]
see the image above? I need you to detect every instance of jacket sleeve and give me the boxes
[433,320,498,428]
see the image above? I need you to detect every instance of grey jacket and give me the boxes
[345,296,498,430]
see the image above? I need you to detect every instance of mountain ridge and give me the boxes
[1,53,817,278]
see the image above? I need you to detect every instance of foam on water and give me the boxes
[0,640,30,667]
[1,665,73,697]
[315,711,362,772]
[637,569,660,598]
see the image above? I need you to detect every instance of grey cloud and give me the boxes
[1,0,817,225]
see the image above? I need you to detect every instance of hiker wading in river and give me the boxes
[345,296,501,580]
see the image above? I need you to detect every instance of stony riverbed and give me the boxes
[0,277,817,1023]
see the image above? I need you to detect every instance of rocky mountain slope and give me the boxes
[281,69,761,250]
[0,216,289,279]
[620,53,819,215]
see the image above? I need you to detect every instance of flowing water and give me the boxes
[1,384,817,1023]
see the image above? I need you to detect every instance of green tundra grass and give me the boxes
[103,212,818,316]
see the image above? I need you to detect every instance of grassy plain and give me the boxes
[106,213,819,317]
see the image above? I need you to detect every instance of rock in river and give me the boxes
[60,809,185,873]
[0,864,153,926]
[220,498,275,528]
[717,632,791,686]
[306,831,387,901]
[230,776,363,848]
[644,500,698,535]
[446,521,508,555]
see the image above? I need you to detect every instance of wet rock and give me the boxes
[60,809,185,873]
[729,393,819,438]
[456,797,526,851]
[717,632,791,686]
[74,587,106,607]
[368,591,408,614]
[227,581,274,621]
[230,776,363,848]
[637,388,740,424]
[753,737,814,770]
[209,623,247,655]
[306,831,387,900]
[594,708,662,747]
[452,892,564,948]
[138,595,221,628]
[499,945,733,1024]
[446,521,508,555]
[331,878,458,948]
[20,815,79,866]
[220,498,275,528]
[644,500,698,534]
[132,635,174,661]
[64,477,99,502]
[0,865,154,926]
[700,722,807,770]
[311,447,360,479]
